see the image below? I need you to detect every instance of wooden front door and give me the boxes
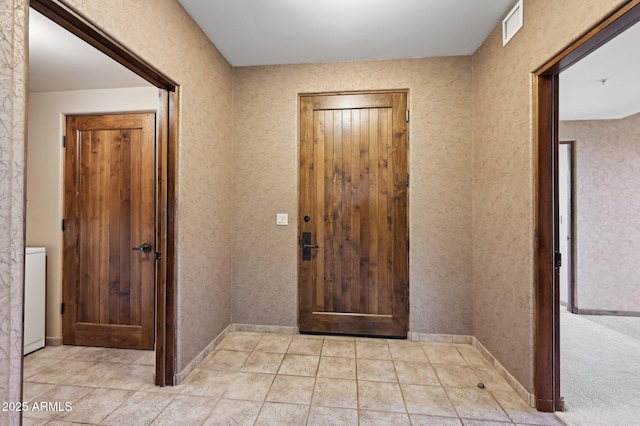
[299,92,409,337]
[63,113,155,350]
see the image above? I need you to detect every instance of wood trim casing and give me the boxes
[534,0,640,412]
[29,0,179,386]
[165,90,179,385]
[154,89,178,386]
[534,73,559,413]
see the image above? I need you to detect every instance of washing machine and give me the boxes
[24,247,46,354]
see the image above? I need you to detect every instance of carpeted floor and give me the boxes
[556,309,640,426]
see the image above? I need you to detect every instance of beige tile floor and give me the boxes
[22,332,564,425]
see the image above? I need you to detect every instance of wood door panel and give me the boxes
[64,113,155,350]
[299,92,408,337]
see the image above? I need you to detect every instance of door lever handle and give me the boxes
[132,242,152,253]
[301,232,318,261]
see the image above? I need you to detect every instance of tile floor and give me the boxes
[21,332,564,425]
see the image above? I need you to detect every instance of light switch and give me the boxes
[276,213,288,226]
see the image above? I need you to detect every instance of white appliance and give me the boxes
[24,247,46,354]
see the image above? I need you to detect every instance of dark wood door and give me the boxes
[63,113,155,350]
[299,92,409,337]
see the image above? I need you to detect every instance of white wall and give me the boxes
[27,86,158,341]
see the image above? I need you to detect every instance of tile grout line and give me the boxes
[392,340,411,420]
[437,345,463,423]
[252,334,272,426]
[354,338,361,418]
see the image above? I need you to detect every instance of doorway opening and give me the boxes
[557,140,575,313]
[28,0,178,386]
[534,0,640,413]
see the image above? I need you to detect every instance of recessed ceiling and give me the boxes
[560,21,640,121]
[28,9,150,93]
[177,0,516,66]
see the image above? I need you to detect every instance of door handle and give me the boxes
[301,232,319,261]
[132,242,152,253]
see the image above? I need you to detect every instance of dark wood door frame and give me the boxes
[29,0,179,386]
[558,140,576,313]
[534,0,640,412]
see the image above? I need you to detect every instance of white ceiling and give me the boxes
[28,9,150,93]
[559,21,640,121]
[177,0,515,66]
[28,2,640,121]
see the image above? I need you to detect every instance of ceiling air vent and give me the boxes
[502,0,523,46]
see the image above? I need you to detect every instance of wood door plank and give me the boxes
[350,109,362,314]
[78,130,94,324]
[341,109,353,313]
[314,110,326,312]
[130,126,143,327]
[358,109,371,314]
[332,110,344,312]
[377,109,391,316]
[118,130,132,325]
[109,130,123,325]
[324,111,335,312]
[98,130,111,325]
[368,108,380,315]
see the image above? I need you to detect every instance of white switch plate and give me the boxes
[276,213,288,226]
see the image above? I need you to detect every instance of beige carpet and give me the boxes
[556,309,640,426]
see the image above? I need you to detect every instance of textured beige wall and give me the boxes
[0,1,27,422]
[471,0,626,392]
[61,0,234,372]
[232,58,474,334]
[560,115,640,312]
[27,87,158,341]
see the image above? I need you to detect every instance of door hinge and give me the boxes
[406,235,409,251]
[155,251,162,261]
[61,219,65,231]
[554,251,562,268]
[60,302,65,315]
[62,135,66,148]
[406,173,410,187]
[405,109,410,122]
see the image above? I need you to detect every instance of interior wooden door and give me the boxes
[63,113,155,349]
[299,92,409,337]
